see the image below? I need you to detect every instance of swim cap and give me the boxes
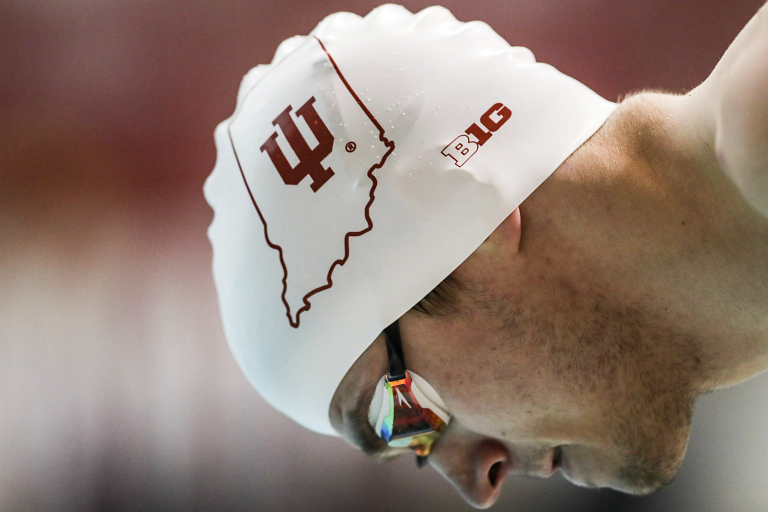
[204,4,616,435]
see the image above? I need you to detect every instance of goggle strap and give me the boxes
[383,322,406,380]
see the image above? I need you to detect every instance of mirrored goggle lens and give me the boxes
[380,372,446,446]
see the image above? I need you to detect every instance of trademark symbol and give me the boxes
[345,141,357,153]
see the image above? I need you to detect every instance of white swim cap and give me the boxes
[204,4,616,435]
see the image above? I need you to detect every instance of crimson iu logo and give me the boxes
[259,96,335,192]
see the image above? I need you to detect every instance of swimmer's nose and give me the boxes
[428,436,510,509]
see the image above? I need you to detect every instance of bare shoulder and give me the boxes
[687,2,768,218]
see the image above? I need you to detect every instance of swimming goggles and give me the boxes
[368,321,452,466]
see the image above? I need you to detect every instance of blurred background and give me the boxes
[2,0,767,510]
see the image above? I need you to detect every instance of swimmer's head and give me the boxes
[205,3,615,435]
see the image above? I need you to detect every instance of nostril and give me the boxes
[488,461,502,487]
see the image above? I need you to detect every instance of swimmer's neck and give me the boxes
[521,91,768,391]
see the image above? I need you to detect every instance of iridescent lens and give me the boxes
[381,372,446,450]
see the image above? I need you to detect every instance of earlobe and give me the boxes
[506,208,522,252]
[484,208,522,254]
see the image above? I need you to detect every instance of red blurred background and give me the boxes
[2,1,767,511]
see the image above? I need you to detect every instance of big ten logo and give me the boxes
[260,96,335,192]
[441,103,511,167]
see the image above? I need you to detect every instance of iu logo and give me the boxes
[441,102,511,167]
[260,96,335,192]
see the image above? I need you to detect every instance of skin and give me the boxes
[330,4,768,508]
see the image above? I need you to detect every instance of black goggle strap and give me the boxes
[383,321,406,380]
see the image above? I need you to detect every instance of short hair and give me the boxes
[411,274,462,318]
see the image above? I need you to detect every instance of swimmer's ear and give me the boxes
[503,207,522,252]
[478,208,522,255]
